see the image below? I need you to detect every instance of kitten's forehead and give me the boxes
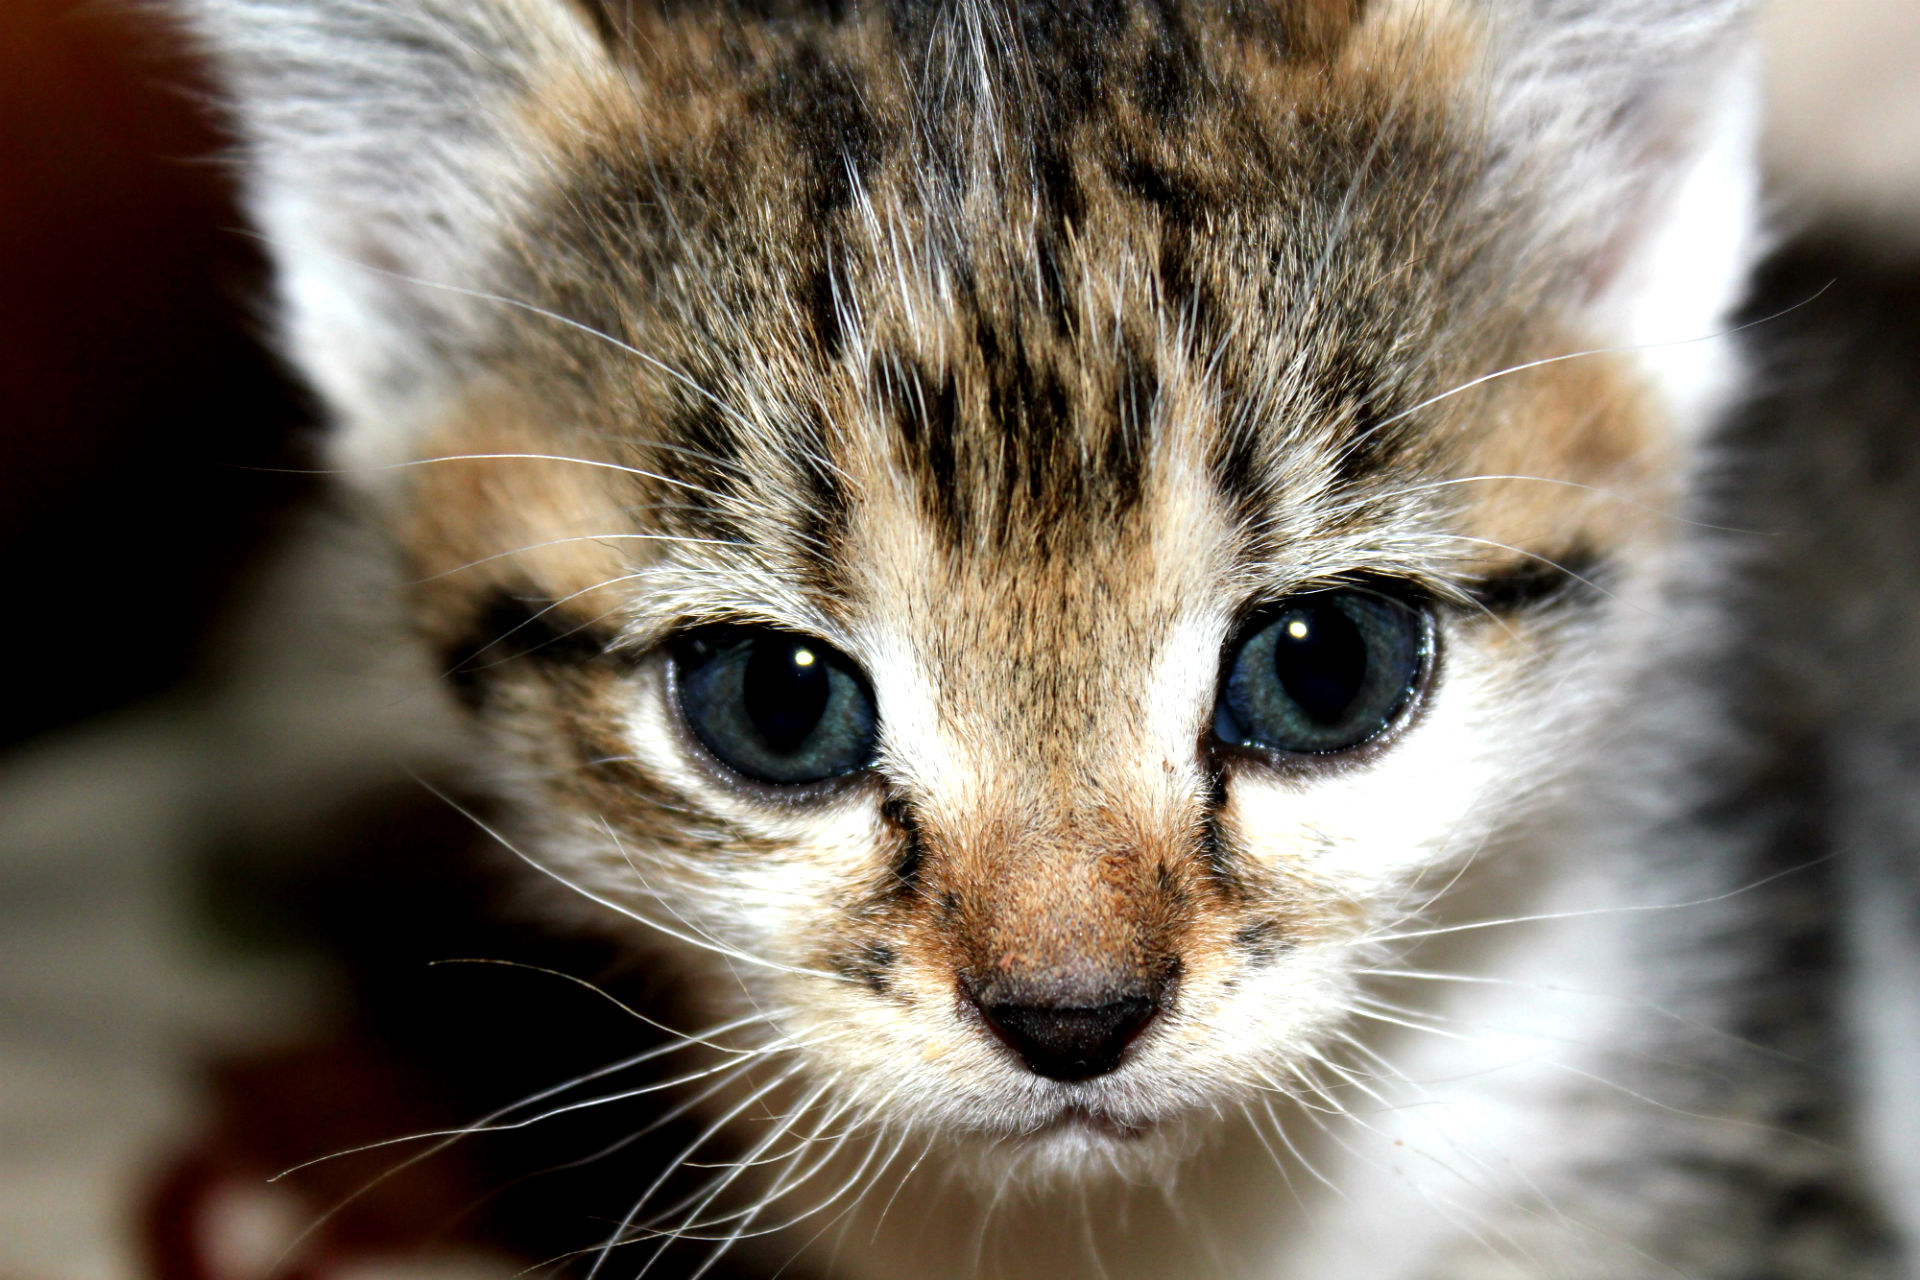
[419,0,1667,662]
[519,0,1543,568]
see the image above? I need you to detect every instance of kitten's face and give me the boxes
[198,0,1753,1178]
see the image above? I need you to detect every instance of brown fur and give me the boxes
[176,0,1787,1264]
[376,0,1664,1046]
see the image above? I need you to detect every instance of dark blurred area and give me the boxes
[0,0,312,750]
[164,784,755,1279]
[0,19,754,1277]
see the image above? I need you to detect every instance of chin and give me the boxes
[948,1096,1208,1190]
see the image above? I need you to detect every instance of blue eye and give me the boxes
[1213,590,1430,756]
[672,627,879,786]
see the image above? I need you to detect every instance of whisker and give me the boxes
[1350,853,1837,949]
[1341,1001,1475,1045]
[584,1062,810,1280]
[271,1033,773,1181]
[1354,967,1810,1066]
[1076,1180,1115,1280]
[504,1051,806,1279]
[1315,472,1774,538]
[867,1133,937,1244]
[409,780,851,984]
[1255,1096,1345,1199]
[1359,281,1836,440]
[679,1111,901,1252]
[1235,1100,1311,1220]
[596,817,858,984]
[262,1008,774,1274]
[1416,534,1618,605]
[413,530,743,583]
[641,1079,848,1235]
[244,451,735,504]
[424,958,769,1048]
[755,1126,915,1280]
[1549,1060,1838,1153]
[436,571,646,677]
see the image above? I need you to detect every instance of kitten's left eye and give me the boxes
[1213,590,1430,757]
[671,626,879,786]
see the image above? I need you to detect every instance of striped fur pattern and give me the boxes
[164,0,1915,1276]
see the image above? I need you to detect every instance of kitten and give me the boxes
[170,0,1915,1275]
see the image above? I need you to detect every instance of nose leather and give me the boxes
[976,994,1158,1081]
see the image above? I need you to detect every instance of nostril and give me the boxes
[976,995,1158,1082]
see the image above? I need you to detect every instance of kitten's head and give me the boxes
[183,0,1758,1178]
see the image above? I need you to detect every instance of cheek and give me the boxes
[551,668,890,956]
[1223,632,1567,902]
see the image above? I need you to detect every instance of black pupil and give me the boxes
[743,638,830,752]
[1272,603,1367,724]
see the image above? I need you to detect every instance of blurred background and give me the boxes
[0,1,1917,1278]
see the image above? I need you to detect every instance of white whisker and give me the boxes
[1351,853,1837,949]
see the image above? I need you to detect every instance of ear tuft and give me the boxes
[172,0,614,464]
[1469,0,1765,430]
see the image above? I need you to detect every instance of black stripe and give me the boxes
[801,252,847,361]
[788,404,854,587]
[1465,549,1603,613]
[880,794,925,889]
[1209,420,1270,524]
[830,940,899,994]
[882,351,965,540]
[1103,336,1158,515]
[1233,919,1289,964]
[654,399,749,543]
[442,591,619,709]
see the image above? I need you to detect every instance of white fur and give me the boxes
[1606,45,1767,437]
[176,0,616,471]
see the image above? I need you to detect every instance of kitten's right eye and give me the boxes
[671,626,879,786]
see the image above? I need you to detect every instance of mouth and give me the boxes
[962,1100,1175,1186]
[1035,1105,1152,1142]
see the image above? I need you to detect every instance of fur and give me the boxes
[166,0,1912,1275]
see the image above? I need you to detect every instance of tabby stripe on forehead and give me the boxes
[1209,420,1273,524]
[764,39,881,223]
[881,351,965,538]
[655,397,853,585]
[788,404,855,583]
[879,336,1158,545]
[1324,396,1406,496]
[667,400,745,500]
[802,249,847,362]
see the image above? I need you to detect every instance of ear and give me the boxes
[1468,0,1765,428]
[173,0,617,465]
